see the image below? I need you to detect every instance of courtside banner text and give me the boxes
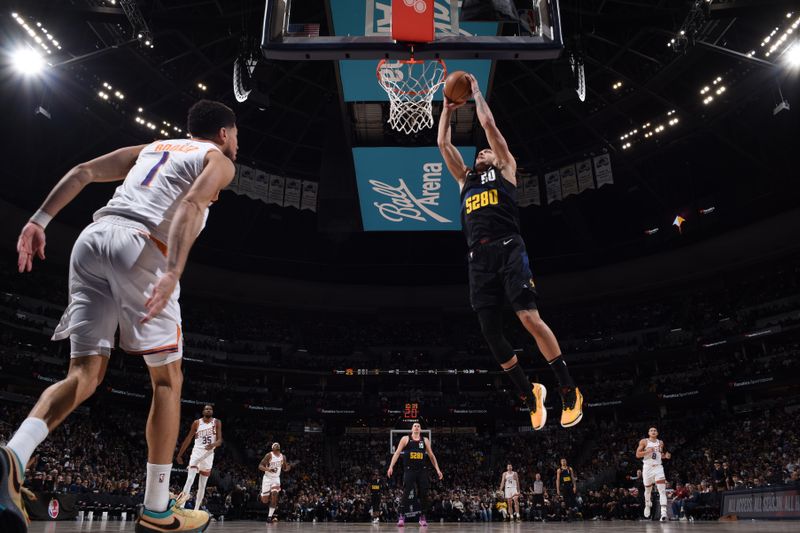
[353,146,472,231]
[721,487,800,519]
[330,0,496,101]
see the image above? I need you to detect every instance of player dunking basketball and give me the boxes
[387,422,443,527]
[176,404,222,509]
[438,74,583,430]
[2,100,238,533]
[636,427,671,521]
[499,463,521,521]
[259,442,291,523]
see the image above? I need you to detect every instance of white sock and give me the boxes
[196,475,208,509]
[144,463,172,512]
[644,484,653,504]
[657,484,668,513]
[7,417,49,468]
[182,469,198,497]
[268,507,275,517]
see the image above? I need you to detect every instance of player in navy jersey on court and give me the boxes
[438,74,583,431]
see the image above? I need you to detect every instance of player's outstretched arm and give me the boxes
[424,437,443,480]
[176,419,199,464]
[437,102,469,187]
[499,472,505,492]
[16,144,146,273]
[143,150,235,322]
[387,436,408,478]
[465,74,516,175]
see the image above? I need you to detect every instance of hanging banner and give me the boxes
[560,164,578,198]
[284,178,302,209]
[301,181,318,212]
[253,170,269,201]
[267,175,285,206]
[238,165,256,198]
[518,173,540,207]
[525,175,541,206]
[545,171,562,204]
[594,154,614,187]
[576,159,595,193]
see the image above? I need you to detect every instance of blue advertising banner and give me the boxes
[353,146,473,231]
[331,0,497,101]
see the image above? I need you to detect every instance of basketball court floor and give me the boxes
[26,520,800,532]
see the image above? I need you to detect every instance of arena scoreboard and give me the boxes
[403,402,419,421]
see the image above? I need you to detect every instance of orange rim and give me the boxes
[376,58,447,96]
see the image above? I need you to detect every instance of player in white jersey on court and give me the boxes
[636,426,672,521]
[499,463,521,521]
[259,442,292,523]
[176,405,223,510]
[1,100,238,533]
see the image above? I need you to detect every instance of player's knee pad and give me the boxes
[477,309,514,365]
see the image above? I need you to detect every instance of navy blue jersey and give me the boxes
[460,166,520,247]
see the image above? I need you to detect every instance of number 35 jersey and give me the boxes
[460,165,520,248]
[193,418,217,453]
[94,139,220,243]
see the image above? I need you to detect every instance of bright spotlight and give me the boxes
[786,42,800,67]
[11,47,45,76]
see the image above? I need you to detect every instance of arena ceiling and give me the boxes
[1,0,798,284]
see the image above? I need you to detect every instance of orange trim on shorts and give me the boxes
[128,325,181,356]
[136,230,167,257]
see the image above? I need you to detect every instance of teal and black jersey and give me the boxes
[460,165,520,248]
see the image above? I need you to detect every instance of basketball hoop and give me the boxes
[376,58,447,135]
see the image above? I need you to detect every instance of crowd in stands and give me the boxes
[1,254,800,521]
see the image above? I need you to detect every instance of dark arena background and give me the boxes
[1,1,800,532]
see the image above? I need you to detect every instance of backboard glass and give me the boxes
[262,0,563,60]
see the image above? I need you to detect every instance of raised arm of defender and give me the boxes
[16,144,146,273]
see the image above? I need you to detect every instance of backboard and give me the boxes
[262,0,563,60]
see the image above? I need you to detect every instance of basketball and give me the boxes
[444,71,472,104]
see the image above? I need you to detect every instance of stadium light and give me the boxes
[10,46,45,76]
[786,42,800,67]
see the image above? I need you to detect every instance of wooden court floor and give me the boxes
[27,518,800,532]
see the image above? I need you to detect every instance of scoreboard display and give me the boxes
[403,402,419,421]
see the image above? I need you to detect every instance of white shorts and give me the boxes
[189,448,215,472]
[643,464,666,486]
[52,216,182,367]
[261,474,281,495]
[505,487,519,499]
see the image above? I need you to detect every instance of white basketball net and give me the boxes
[377,59,446,134]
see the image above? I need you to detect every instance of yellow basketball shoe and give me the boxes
[0,446,29,533]
[135,498,210,533]
[560,387,584,428]
[530,383,547,431]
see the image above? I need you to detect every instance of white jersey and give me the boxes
[94,139,220,243]
[505,472,518,491]
[265,452,285,476]
[642,439,663,467]
[192,418,217,453]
